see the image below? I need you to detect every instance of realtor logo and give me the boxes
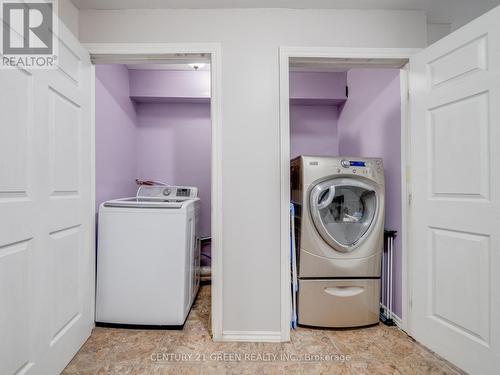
[1,0,58,69]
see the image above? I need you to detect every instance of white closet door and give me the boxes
[0,22,94,375]
[409,5,500,374]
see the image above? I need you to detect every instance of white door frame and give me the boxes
[278,47,420,340]
[84,43,224,341]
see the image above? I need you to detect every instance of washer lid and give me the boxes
[309,177,378,252]
[103,197,186,209]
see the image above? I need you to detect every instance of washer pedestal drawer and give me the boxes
[298,279,380,328]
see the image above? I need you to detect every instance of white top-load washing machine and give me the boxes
[291,156,385,328]
[96,185,200,327]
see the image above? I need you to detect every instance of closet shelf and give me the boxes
[290,97,346,106]
[130,96,210,104]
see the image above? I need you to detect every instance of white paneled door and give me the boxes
[409,5,500,374]
[0,23,94,375]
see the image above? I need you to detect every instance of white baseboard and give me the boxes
[391,313,403,329]
[380,303,403,330]
[221,330,283,342]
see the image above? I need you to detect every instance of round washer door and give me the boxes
[309,177,378,252]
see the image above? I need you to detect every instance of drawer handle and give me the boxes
[324,286,364,297]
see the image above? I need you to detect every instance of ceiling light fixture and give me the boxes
[189,63,206,71]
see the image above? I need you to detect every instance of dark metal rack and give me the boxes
[380,229,398,326]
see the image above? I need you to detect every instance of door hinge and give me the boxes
[406,72,411,101]
[345,85,349,98]
[408,192,413,206]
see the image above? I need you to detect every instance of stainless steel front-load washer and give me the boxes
[291,156,385,327]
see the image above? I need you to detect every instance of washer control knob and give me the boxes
[341,159,350,168]
[352,169,357,174]
[162,188,171,196]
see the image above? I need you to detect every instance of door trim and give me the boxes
[399,63,411,333]
[90,64,97,325]
[84,43,224,341]
[279,47,420,341]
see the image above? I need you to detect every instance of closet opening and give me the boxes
[92,53,215,334]
[282,54,411,338]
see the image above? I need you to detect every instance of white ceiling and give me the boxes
[71,0,500,25]
[72,0,431,10]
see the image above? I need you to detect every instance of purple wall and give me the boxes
[338,68,402,317]
[289,72,345,158]
[290,71,346,100]
[129,70,210,101]
[136,102,212,237]
[290,105,339,159]
[95,65,212,238]
[95,65,138,211]
[289,69,403,318]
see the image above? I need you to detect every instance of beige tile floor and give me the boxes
[63,285,464,374]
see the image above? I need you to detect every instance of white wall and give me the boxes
[79,8,426,336]
[447,1,499,31]
[426,1,500,44]
[59,0,79,38]
[426,23,451,45]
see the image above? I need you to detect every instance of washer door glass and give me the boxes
[309,178,377,251]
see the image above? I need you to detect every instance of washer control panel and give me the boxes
[341,159,367,168]
[137,185,199,200]
[336,158,384,182]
